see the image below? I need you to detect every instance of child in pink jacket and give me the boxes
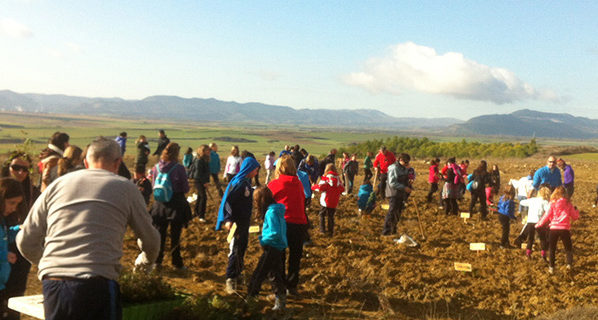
[536,186,579,274]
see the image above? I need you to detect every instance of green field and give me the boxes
[0,112,398,157]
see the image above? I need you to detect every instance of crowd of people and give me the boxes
[0,130,584,318]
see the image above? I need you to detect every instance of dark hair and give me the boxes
[269,151,275,156]
[119,132,127,137]
[502,185,515,201]
[0,178,24,215]
[398,153,411,163]
[448,157,456,164]
[474,160,488,176]
[380,145,387,151]
[1,151,32,178]
[39,132,70,160]
[161,142,180,162]
[253,186,277,220]
[185,147,193,155]
[159,129,166,135]
[198,145,210,161]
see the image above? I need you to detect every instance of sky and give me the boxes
[1,1,597,120]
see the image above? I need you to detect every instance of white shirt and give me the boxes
[519,197,550,224]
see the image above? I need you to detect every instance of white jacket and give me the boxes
[519,197,549,224]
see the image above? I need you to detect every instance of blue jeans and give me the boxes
[42,277,121,320]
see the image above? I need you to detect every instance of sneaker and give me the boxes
[286,288,299,297]
[342,192,348,196]
[593,204,596,208]
[199,218,206,223]
[225,278,236,295]
[272,295,286,311]
[548,267,554,274]
[566,264,572,270]
[525,249,532,259]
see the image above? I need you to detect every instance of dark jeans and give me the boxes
[498,214,511,246]
[549,229,573,268]
[284,223,306,290]
[444,198,459,215]
[515,223,548,252]
[426,182,438,203]
[564,183,574,198]
[363,168,373,182]
[42,277,121,320]
[469,190,488,218]
[155,220,184,268]
[248,246,286,297]
[254,168,261,186]
[210,173,224,197]
[344,172,355,194]
[194,183,207,219]
[383,195,405,235]
[4,250,31,320]
[319,207,336,235]
[377,173,388,197]
[226,228,249,279]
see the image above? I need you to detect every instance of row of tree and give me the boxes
[340,137,539,159]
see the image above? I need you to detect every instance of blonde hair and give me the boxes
[275,155,297,178]
[136,135,147,144]
[537,187,551,201]
[324,163,337,175]
[230,145,239,157]
[57,145,83,176]
[550,186,567,202]
[197,144,211,160]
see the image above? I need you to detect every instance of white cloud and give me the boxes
[344,42,559,104]
[66,42,83,54]
[0,18,33,38]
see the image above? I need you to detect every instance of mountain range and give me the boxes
[0,90,596,139]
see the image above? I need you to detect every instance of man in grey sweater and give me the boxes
[17,137,160,320]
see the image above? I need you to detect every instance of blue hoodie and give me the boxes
[497,196,516,219]
[259,203,288,250]
[209,150,221,174]
[115,136,127,155]
[297,170,312,199]
[215,157,260,231]
[0,223,20,290]
[358,183,375,210]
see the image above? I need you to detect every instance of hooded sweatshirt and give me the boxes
[536,198,579,230]
[268,174,307,225]
[259,203,288,250]
[150,160,189,194]
[215,157,260,231]
[312,171,344,209]
[519,197,549,224]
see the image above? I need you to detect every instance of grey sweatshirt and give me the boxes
[16,168,160,281]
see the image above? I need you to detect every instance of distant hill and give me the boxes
[0,90,460,129]
[449,109,598,139]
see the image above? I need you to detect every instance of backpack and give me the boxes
[153,164,177,203]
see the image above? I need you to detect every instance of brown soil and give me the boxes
[23,157,598,319]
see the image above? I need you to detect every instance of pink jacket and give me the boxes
[536,198,579,230]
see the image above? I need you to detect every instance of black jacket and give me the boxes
[153,136,170,156]
[189,157,210,184]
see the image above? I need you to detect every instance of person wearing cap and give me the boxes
[529,156,562,197]
[373,146,396,198]
[17,137,160,320]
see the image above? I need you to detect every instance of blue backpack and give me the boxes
[153,164,177,203]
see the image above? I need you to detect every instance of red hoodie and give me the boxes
[373,151,396,174]
[536,198,579,230]
[312,171,344,209]
[268,174,307,225]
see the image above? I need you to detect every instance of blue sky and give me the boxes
[1,1,597,119]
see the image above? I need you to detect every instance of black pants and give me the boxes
[426,183,438,203]
[3,250,31,320]
[469,190,488,218]
[284,223,306,290]
[254,168,261,186]
[498,214,511,246]
[226,228,249,279]
[383,195,405,235]
[564,183,574,198]
[363,168,373,182]
[444,198,459,215]
[42,277,121,320]
[319,207,336,235]
[155,220,184,268]
[344,172,355,194]
[377,173,388,197]
[548,229,573,268]
[210,173,224,197]
[248,246,286,297]
[194,182,207,219]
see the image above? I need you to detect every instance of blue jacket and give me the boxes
[532,166,562,190]
[297,170,312,199]
[0,224,20,290]
[216,157,260,231]
[358,183,375,210]
[497,196,516,219]
[183,154,193,168]
[298,158,319,183]
[260,203,288,250]
[115,136,127,155]
[209,150,221,174]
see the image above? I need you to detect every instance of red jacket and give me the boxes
[428,164,439,183]
[373,151,396,174]
[268,174,307,225]
[536,198,579,230]
[312,171,344,209]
